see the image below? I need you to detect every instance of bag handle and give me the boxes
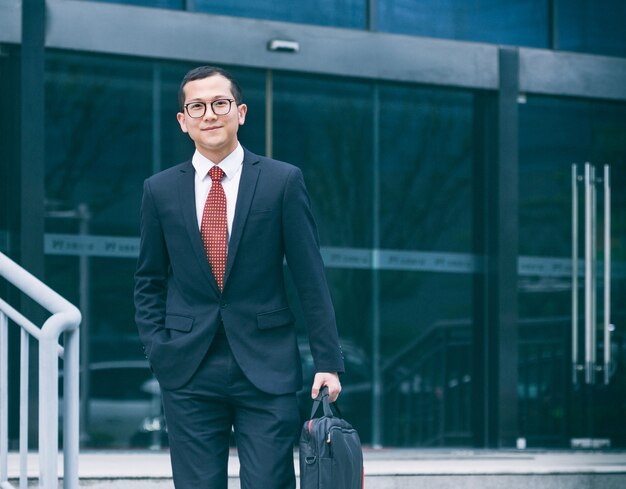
[309,385,342,419]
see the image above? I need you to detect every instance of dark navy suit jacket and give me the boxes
[134,148,345,394]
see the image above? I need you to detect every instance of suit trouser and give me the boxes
[160,326,301,489]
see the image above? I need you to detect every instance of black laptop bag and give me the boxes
[299,386,364,489]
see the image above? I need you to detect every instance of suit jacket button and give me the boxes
[220,302,228,309]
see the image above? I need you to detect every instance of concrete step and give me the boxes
[6,449,626,488]
[72,474,626,489]
[7,474,626,489]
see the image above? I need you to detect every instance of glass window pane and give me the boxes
[275,75,479,447]
[378,82,477,446]
[46,53,153,236]
[273,73,374,441]
[79,0,184,9]
[379,85,474,252]
[194,0,366,29]
[378,0,549,48]
[557,0,626,58]
[273,73,373,248]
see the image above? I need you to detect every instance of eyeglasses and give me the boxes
[183,99,236,118]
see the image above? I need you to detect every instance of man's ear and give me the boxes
[176,111,188,133]
[238,103,247,126]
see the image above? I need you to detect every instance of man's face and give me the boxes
[177,74,247,162]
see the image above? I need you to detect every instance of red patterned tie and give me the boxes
[201,166,227,291]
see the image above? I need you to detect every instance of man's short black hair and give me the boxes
[178,66,243,109]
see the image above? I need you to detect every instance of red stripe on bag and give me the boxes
[308,419,314,433]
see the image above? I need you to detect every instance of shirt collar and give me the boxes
[192,143,244,180]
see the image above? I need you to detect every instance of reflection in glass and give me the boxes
[274,74,479,447]
[378,83,476,446]
[556,0,626,58]
[379,84,474,252]
[378,0,548,48]
[273,73,373,248]
[194,0,366,29]
[380,272,474,446]
[46,54,153,237]
[81,0,183,9]
[273,73,375,441]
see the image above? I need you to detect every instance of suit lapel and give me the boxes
[177,161,221,294]
[224,149,261,287]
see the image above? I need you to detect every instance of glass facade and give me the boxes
[2,0,625,454]
[194,0,366,29]
[557,0,626,58]
[85,0,366,28]
[86,0,183,10]
[378,0,549,47]
[41,52,483,447]
[81,0,626,57]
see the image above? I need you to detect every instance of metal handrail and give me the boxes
[0,252,81,489]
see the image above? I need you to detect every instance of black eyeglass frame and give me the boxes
[183,98,237,118]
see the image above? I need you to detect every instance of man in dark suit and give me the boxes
[134,66,344,489]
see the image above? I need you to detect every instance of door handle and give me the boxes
[584,163,595,384]
[603,165,611,385]
[572,164,579,384]
[572,163,611,385]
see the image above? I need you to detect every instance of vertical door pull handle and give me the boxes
[604,165,611,385]
[572,164,579,384]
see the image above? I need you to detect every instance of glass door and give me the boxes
[518,96,626,448]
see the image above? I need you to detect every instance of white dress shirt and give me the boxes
[192,143,244,243]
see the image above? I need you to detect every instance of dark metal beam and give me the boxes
[0,42,22,449]
[491,47,520,447]
[519,48,626,101]
[0,49,19,250]
[20,0,45,278]
[472,91,495,448]
[45,0,498,90]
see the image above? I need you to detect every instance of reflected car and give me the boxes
[61,339,373,447]
[60,360,164,448]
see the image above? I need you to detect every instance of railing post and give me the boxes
[19,329,28,489]
[0,312,8,486]
[38,331,59,488]
[63,328,80,489]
